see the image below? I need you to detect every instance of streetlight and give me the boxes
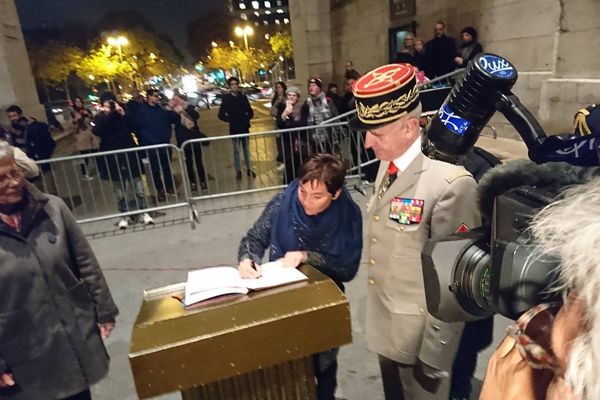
[234,25,254,50]
[107,35,128,62]
[211,41,218,48]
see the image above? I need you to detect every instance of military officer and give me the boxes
[350,63,481,400]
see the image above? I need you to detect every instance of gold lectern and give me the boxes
[129,266,352,399]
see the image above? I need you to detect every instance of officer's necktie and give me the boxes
[378,162,398,198]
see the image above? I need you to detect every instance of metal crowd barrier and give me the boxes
[35,143,191,226]
[33,122,369,230]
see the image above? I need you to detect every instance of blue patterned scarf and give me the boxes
[269,180,362,269]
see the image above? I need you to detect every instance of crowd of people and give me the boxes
[1,88,212,229]
[394,21,484,80]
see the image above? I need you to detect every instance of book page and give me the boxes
[243,261,309,290]
[184,266,248,306]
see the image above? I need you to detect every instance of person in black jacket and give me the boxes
[218,77,256,179]
[170,93,208,192]
[92,92,153,229]
[275,86,309,184]
[455,26,484,68]
[424,21,457,78]
[5,105,57,195]
[134,88,177,201]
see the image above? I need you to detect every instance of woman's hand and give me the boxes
[480,335,553,400]
[98,321,116,339]
[238,258,262,279]
[279,251,307,268]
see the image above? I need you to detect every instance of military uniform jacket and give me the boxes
[365,152,480,372]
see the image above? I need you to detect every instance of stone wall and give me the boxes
[0,0,43,123]
[329,0,390,86]
[289,0,334,88]
[291,0,600,136]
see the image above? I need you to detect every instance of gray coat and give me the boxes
[365,153,480,377]
[0,183,118,400]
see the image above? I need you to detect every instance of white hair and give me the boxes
[0,141,14,161]
[530,178,600,400]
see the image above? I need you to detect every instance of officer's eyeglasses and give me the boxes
[507,302,562,372]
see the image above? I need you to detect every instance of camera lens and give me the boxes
[452,241,493,318]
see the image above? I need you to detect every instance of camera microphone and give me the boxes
[422,54,518,163]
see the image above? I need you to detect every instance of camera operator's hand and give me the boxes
[480,335,553,400]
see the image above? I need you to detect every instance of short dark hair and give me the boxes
[227,76,240,86]
[299,153,346,195]
[436,20,446,28]
[146,88,160,97]
[6,105,23,115]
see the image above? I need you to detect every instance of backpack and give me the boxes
[28,119,56,160]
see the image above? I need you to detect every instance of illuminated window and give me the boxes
[276,0,282,5]
[264,1,271,7]
[239,3,246,9]
[265,10,271,14]
[254,21,260,26]
[284,18,289,24]
[276,8,284,13]
[252,1,259,9]
[254,11,260,16]
[263,20,269,25]
[241,13,247,20]
[275,19,280,24]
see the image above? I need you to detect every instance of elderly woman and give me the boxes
[0,141,118,400]
[237,153,362,400]
[480,178,600,400]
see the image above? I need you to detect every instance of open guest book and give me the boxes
[184,261,308,307]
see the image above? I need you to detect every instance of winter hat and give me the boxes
[287,86,301,96]
[461,26,478,41]
[308,76,323,89]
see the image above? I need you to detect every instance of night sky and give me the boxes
[15,0,222,59]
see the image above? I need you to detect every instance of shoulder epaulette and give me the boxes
[445,170,473,184]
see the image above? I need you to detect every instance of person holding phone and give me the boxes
[275,86,309,184]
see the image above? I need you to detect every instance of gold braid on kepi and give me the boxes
[349,63,420,131]
[573,107,592,136]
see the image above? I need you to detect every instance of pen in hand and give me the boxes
[246,242,261,278]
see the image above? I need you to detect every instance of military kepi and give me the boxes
[350,63,420,131]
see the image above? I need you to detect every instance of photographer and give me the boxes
[92,92,152,229]
[480,179,599,400]
[169,93,208,192]
[71,96,100,180]
[276,86,309,184]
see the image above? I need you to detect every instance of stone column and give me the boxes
[289,0,334,87]
[0,0,44,122]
